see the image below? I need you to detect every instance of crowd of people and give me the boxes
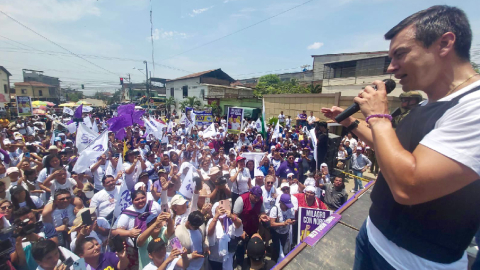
[0,108,352,270]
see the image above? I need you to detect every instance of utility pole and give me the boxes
[144,61,149,99]
[128,73,132,103]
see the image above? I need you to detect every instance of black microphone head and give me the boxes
[383,79,396,94]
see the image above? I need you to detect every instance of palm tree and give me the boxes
[179,96,202,111]
[308,84,322,94]
[206,101,222,117]
[165,96,176,114]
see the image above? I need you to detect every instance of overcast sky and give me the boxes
[0,0,478,94]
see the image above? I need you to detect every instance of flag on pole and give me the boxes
[63,107,74,115]
[272,120,280,139]
[144,117,163,140]
[167,120,174,133]
[261,98,267,139]
[74,104,83,119]
[72,131,109,173]
[178,165,195,199]
[203,123,216,138]
[123,141,128,158]
[309,128,318,169]
[76,123,99,153]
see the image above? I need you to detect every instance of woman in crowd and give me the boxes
[0,199,13,223]
[74,237,129,270]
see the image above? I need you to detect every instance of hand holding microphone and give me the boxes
[328,79,396,123]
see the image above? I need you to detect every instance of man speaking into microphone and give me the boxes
[322,5,480,270]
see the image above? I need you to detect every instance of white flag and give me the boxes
[179,165,195,199]
[167,120,174,133]
[114,174,132,217]
[241,152,266,169]
[180,114,193,134]
[255,118,262,131]
[63,107,74,115]
[66,122,77,134]
[72,131,109,173]
[76,123,99,153]
[92,120,99,133]
[309,128,317,162]
[82,106,93,113]
[272,120,280,139]
[144,117,162,140]
[203,123,216,138]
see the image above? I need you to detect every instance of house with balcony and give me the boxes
[14,81,57,103]
[165,69,258,114]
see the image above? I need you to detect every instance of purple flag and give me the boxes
[132,110,145,126]
[115,128,126,140]
[108,114,133,132]
[117,104,135,116]
[74,104,83,119]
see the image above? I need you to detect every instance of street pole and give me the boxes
[128,73,132,103]
[144,61,149,112]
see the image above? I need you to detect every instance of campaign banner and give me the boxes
[16,96,33,116]
[194,112,213,127]
[227,107,243,134]
[298,208,332,245]
[63,107,74,115]
[303,212,341,246]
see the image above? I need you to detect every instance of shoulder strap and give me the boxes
[121,209,140,217]
[146,200,153,212]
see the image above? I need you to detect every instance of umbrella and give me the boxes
[32,100,48,107]
[59,102,77,107]
[77,100,92,105]
[33,109,46,115]
[32,105,47,110]
[46,102,55,107]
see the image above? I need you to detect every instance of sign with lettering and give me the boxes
[227,107,244,134]
[16,96,33,116]
[298,207,332,245]
[302,212,341,246]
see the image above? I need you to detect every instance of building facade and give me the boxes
[0,66,11,111]
[13,81,57,102]
[22,70,63,103]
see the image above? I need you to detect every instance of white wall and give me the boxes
[166,77,209,108]
[0,70,10,104]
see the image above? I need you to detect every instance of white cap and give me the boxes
[171,194,187,206]
[287,173,294,178]
[134,182,146,190]
[280,182,289,189]
[304,186,316,193]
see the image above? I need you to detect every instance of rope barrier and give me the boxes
[334,168,371,182]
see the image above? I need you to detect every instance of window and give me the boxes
[182,85,188,98]
[170,87,174,97]
[3,85,6,94]
[38,90,43,96]
[21,89,27,94]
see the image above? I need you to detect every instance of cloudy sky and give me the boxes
[0,0,479,94]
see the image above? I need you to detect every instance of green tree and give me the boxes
[179,96,202,111]
[67,92,82,102]
[205,100,222,117]
[254,74,310,97]
[165,96,176,113]
[308,84,322,93]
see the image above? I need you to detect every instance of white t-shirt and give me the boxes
[90,164,106,191]
[89,187,119,218]
[49,178,77,201]
[37,168,71,184]
[113,201,162,230]
[230,168,251,195]
[278,114,285,123]
[261,186,276,214]
[307,115,316,124]
[269,204,294,234]
[144,260,178,270]
[366,80,480,270]
[52,204,76,227]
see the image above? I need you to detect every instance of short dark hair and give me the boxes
[131,190,146,201]
[384,5,472,61]
[188,210,205,227]
[287,152,295,158]
[13,206,32,220]
[102,174,115,185]
[54,189,71,200]
[31,239,58,262]
[74,237,96,255]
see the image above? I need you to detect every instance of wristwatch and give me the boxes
[346,120,360,132]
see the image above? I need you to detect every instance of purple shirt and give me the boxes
[87,252,119,270]
[276,160,299,179]
[252,139,264,149]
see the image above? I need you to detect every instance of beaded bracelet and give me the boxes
[365,114,392,124]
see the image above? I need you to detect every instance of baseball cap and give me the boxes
[134,182,146,190]
[10,185,26,195]
[247,236,266,261]
[305,186,316,193]
[171,194,187,206]
[287,173,294,178]
[250,186,262,197]
[6,167,19,175]
[356,147,363,151]
[208,167,221,176]
[235,156,246,162]
[139,171,149,178]
[280,194,294,208]
[280,182,290,189]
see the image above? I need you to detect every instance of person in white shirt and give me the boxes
[229,156,252,204]
[89,174,123,220]
[278,111,286,125]
[90,154,108,192]
[342,133,358,152]
[261,175,277,215]
[307,111,316,129]
[285,115,292,129]
[269,193,295,262]
[142,238,188,270]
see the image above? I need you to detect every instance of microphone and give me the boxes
[335,79,396,123]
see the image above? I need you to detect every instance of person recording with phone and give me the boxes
[322,6,480,269]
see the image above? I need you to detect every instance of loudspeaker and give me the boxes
[324,133,341,174]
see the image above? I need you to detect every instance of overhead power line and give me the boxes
[0,10,121,77]
[160,0,316,61]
